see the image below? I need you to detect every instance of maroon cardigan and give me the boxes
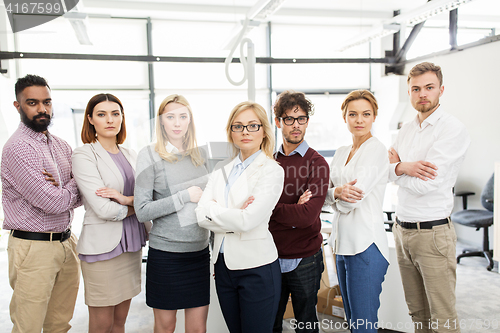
[269,148,329,259]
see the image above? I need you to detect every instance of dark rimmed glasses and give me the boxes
[279,116,309,126]
[230,124,263,132]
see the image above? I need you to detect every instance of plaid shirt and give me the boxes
[1,123,81,232]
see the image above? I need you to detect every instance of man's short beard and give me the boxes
[415,99,439,114]
[20,106,52,132]
[284,132,304,145]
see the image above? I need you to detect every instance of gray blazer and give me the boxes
[72,141,149,255]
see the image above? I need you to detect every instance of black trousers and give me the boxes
[215,253,281,333]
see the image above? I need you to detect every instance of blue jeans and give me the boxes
[336,243,389,333]
[273,249,324,333]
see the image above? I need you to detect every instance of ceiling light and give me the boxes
[338,0,477,51]
[64,11,92,45]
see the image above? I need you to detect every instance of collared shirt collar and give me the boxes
[414,104,445,129]
[278,140,309,157]
[18,122,51,143]
[236,149,262,169]
[165,141,180,154]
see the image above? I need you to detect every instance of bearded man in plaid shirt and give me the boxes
[1,74,82,333]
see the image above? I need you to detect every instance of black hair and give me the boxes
[15,74,50,100]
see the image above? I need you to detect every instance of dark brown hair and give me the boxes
[273,90,315,119]
[81,93,126,144]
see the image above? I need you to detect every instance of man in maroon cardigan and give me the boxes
[270,90,329,333]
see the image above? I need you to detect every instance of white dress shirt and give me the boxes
[325,137,389,261]
[165,141,180,154]
[389,106,470,222]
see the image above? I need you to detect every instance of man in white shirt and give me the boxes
[388,62,470,333]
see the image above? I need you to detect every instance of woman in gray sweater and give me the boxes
[134,94,210,333]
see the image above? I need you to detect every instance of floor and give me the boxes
[0,230,498,333]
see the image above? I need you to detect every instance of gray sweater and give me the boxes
[134,144,209,252]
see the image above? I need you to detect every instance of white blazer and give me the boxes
[72,141,150,255]
[196,152,284,270]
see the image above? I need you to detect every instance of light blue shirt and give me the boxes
[220,150,262,253]
[277,140,309,273]
[277,140,309,157]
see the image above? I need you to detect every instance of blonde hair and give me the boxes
[341,90,378,119]
[155,94,204,166]
[225,101,275,159]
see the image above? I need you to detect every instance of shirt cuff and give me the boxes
[180,189,191,205]
[389,162,401,181]
[114,205,128,221]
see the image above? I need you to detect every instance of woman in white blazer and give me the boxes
[196,101,284,333]
[325,90,389,333]
[72,93,149,333]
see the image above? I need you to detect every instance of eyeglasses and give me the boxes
[230,124,263,132]
[279,116,309,126]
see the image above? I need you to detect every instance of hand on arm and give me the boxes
[333,141,389,213]
[241,196,255,209]
[396,161,438,180]
[95,187,134,206]
[134,147,193,221]
[272,158,329,229]
[298,189,312,205]
[72,148,128,220]
[43,169,59,187]
[201,164,285,233]
[7,146,79,214]
[390,121,470,195]
[389,147,437,180]
[334,179,364,203]
[187,186,203,203]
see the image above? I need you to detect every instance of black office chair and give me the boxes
[383,211,395,232]
[451,174,494,271]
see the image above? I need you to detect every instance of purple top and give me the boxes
[79,150,147,263]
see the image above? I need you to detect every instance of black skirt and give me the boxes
[146,246,210,310]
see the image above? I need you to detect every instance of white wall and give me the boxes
[397,41,500,247]
[0,9,17,148]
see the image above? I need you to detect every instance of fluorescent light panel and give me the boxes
[248,0,287,21]
[395,0,477,25]
[338,0,477,51]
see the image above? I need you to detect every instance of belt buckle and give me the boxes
[60,229,71,242]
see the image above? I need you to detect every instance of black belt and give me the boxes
[11,229,71,242]
[396,218,449,229]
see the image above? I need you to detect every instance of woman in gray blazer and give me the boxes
[72,94,149,333]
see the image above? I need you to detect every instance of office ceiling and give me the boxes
[81,0,500,28]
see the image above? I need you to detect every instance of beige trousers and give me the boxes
[7,232,80,333]
[393,221,460,333]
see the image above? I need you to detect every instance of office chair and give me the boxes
[383,211,395,232]
[451,174,494,271]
